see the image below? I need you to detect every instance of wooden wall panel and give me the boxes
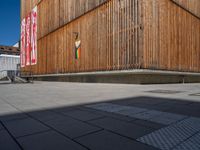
[37,0,108,39]
[21,0,200,75]
[59,0,108,26]
[142,0,200,72]
[172,0,200,18]
[21,0,40,19]
[37,0,60,39]
[31,0,141,75]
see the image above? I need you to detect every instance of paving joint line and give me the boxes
[81,116,106,122]
[131,119,166,130]
[103,128,159,150]
[0,120,24,150]
[0,115,29,123]
[73,129,104,140]
[0,97,91,150]
[24,113,92,150]
[52,108,108,129]
[16,129,52,139]
[0,122,4,131]
[82,107,142,122]
[54,110,106,122]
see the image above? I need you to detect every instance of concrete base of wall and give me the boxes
[27,70,200,84]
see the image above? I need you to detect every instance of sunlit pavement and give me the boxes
[0,82,200,150]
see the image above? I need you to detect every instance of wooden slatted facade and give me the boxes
[21,0,200,75]
[172,0,200,18]
[143,0,200,72]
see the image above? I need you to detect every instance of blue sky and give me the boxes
[0,0,20,46]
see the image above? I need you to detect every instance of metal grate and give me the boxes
[173,132,200,150]
[189,93,200,97]
[137,117,200,150]
[87,103,200,150]
[149,112,187,125]
[147,90,183,94]
[86,103,188,125]
[117,107,148,117]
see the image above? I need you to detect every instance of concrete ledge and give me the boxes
[31,69,200,77]
[27,69,200,84]
[0,76,9,81]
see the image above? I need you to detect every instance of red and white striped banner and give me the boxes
[21,6,37,67]
[31,6,37,65]
[25,13,31,66]
[20,18,26,68]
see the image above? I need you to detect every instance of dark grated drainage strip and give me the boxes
[189,93,200,96]
[146,90,183,94]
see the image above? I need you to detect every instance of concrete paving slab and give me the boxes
[187,102,200,109]
[63,110,104,121]
[0,100,6,104]
[0,123,3,131]
[0,113,28,122]
[80,107,136,122]
[0,104,19,116]
[168,106,200,117]
[17,130,87,150]
[52,107,80,114]
[117,107,148,116]
[0,130,21,150]
[12,103,41,112]
[149,112,187,125]
[4,118,50,138]
[89,117,154,139]
[76,130,158,150]
[131,110,164,120]
[45,116,101,139]
[86,103,131,113]
[111,97,168,106]
[165,100,194,105]
[126,103,158,110]
[28,110,67,122]
[132,119,165,130]
[149,102,178,111]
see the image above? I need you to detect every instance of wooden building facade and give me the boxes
[20,0,200,75]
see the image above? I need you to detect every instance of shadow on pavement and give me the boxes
[0,96,200,150]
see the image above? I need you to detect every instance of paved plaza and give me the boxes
[0,82,200,150]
